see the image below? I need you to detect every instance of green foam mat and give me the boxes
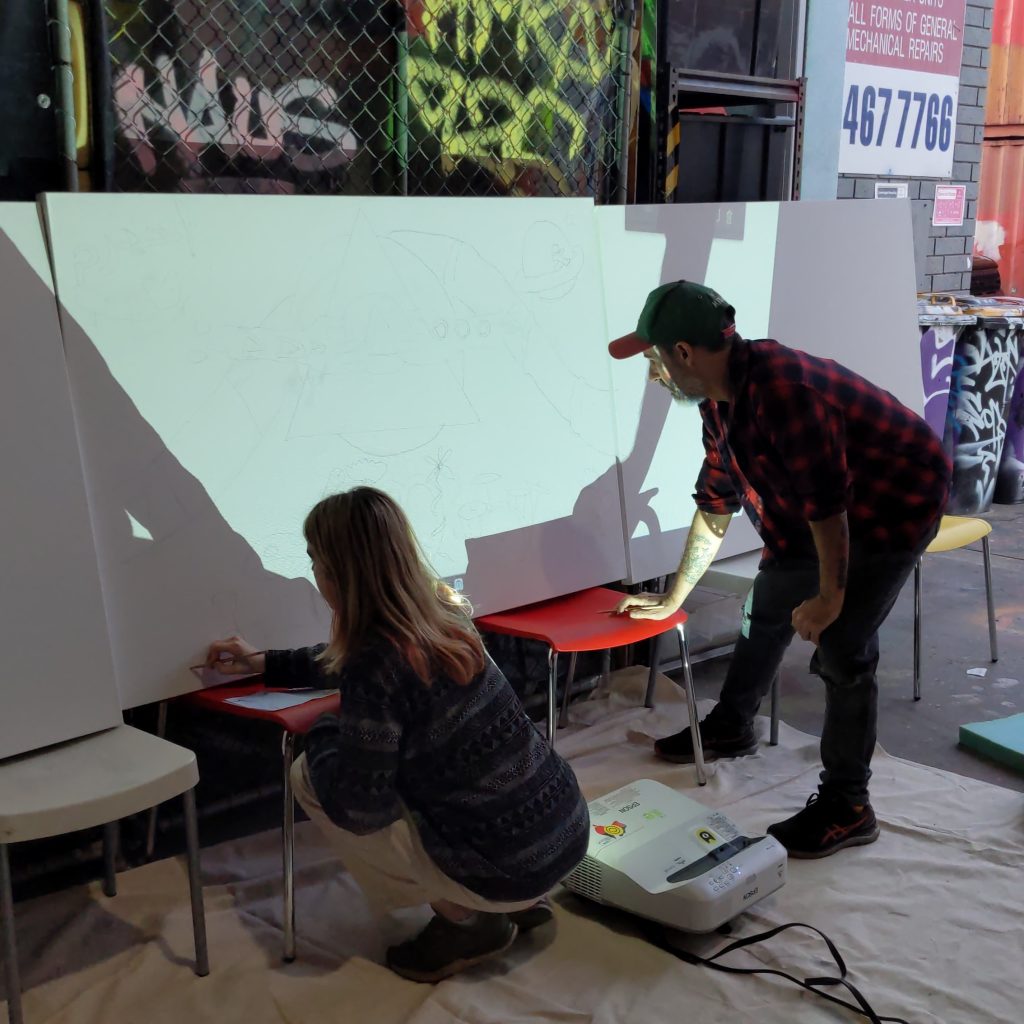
[959,713,1024,775]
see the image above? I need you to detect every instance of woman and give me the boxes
[208,487,589,982]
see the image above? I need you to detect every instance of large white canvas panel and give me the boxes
[44,194,624,708]
[0,204,121,757]
[603,199,923,583]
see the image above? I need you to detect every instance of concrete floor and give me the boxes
[686,503,1024,793]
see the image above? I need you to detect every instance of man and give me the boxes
[610,281,950,859]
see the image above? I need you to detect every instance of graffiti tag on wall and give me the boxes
[405,0,618,195]
[106,0,388,193]
[918,325,957,443]
[996,365,1024,504]
[945,325,1021,513]
[115,48,359,181]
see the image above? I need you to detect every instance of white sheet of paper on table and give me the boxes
[224,689,338,711]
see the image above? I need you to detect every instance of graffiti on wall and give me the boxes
[404,0,619,196]
[945,325,1021,513]
[918,325,957,444]
[996,366,1024,504]
[107,0,390,193]
[105,1,622,196]
[114,47,359,182]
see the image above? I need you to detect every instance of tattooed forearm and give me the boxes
[681,534,715,585]
[668,510,731,605]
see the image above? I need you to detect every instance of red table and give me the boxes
[180,682,339,962]
[476,586,706,783]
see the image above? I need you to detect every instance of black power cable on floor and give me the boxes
[643,920,911,1024]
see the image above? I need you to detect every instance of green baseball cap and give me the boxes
[608,280,737,359]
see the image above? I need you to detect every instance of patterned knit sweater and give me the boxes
[265,642,590,902]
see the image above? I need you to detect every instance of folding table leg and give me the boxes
[913,560,922,702]
[674,624,707,786]
[983,535,998,664]
[102,821,119,897]
[643,634,660,708]
[146,700,169,859]
[1,843,24,1024]
[281,731,297,962]
[546,649,558,749]
[769,672,780,747]
[183,788,210,977]
[558,651,578,729]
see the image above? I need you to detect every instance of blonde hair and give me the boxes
[303,487,485,685]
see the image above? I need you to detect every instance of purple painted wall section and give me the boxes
[919,325,958,445]
[996,358,1024,503]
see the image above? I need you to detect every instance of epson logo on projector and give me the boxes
[743,888,759,901]
[618,801,640,813]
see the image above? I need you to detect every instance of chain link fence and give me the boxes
[103,1,632,198]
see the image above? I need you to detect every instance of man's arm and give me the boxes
[792,511,849,644]
[616,509,732,620]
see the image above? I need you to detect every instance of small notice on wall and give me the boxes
[839,1,967,178]
[932,184,967,226]
[874,182,909,199]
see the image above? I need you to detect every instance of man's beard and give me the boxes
[657,377,700,406]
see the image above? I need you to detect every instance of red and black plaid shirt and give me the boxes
[694,340,951,561]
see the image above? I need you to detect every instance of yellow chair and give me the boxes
[914,515,998,700]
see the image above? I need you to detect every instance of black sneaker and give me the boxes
[509,895,554,933]
[768,790,880,859]
[655,708,758,764]
[386,913,517,983]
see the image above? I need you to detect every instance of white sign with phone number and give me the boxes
[839,0,966,178]
[840,63,957,177]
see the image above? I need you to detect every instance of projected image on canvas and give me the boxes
[45,194,625,706]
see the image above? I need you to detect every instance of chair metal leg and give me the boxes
[546,649,558,748]
[1,843,24,1024]
[102,821,119,897]
[601,649,612,684]
[769,672,780,747]
[558,651,578,729]
[983,535,998,664]
[913,559,922,702]
[182,788,209,977]
[281,731,297,962]
[675,624,706,786]
[643,634,660,709]
[146,700,169,859]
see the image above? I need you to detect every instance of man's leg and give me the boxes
[656,561,818,762]
[768,547,919,858]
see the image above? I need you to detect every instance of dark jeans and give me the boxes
[715,533,936,805]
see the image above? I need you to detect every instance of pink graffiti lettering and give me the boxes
[114,48,359,175]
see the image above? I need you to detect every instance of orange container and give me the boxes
[975,139,1024,296]
[987,0,1024,128]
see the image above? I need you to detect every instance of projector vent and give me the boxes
[564,855,603,901]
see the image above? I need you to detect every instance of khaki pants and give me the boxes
[291,754,539,915]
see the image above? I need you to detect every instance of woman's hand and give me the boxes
[206,635,265,676]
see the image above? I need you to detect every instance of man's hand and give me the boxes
[614,593,682,621]
[791,594,843,645]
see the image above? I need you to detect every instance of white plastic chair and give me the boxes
[0,725,209,1024]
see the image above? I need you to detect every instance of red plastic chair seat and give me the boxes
[475,586,688,653]
[182,683,339,735]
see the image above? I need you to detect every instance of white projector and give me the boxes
[563,779,787,933]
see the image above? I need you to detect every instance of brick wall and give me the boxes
[837,0,994,294]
